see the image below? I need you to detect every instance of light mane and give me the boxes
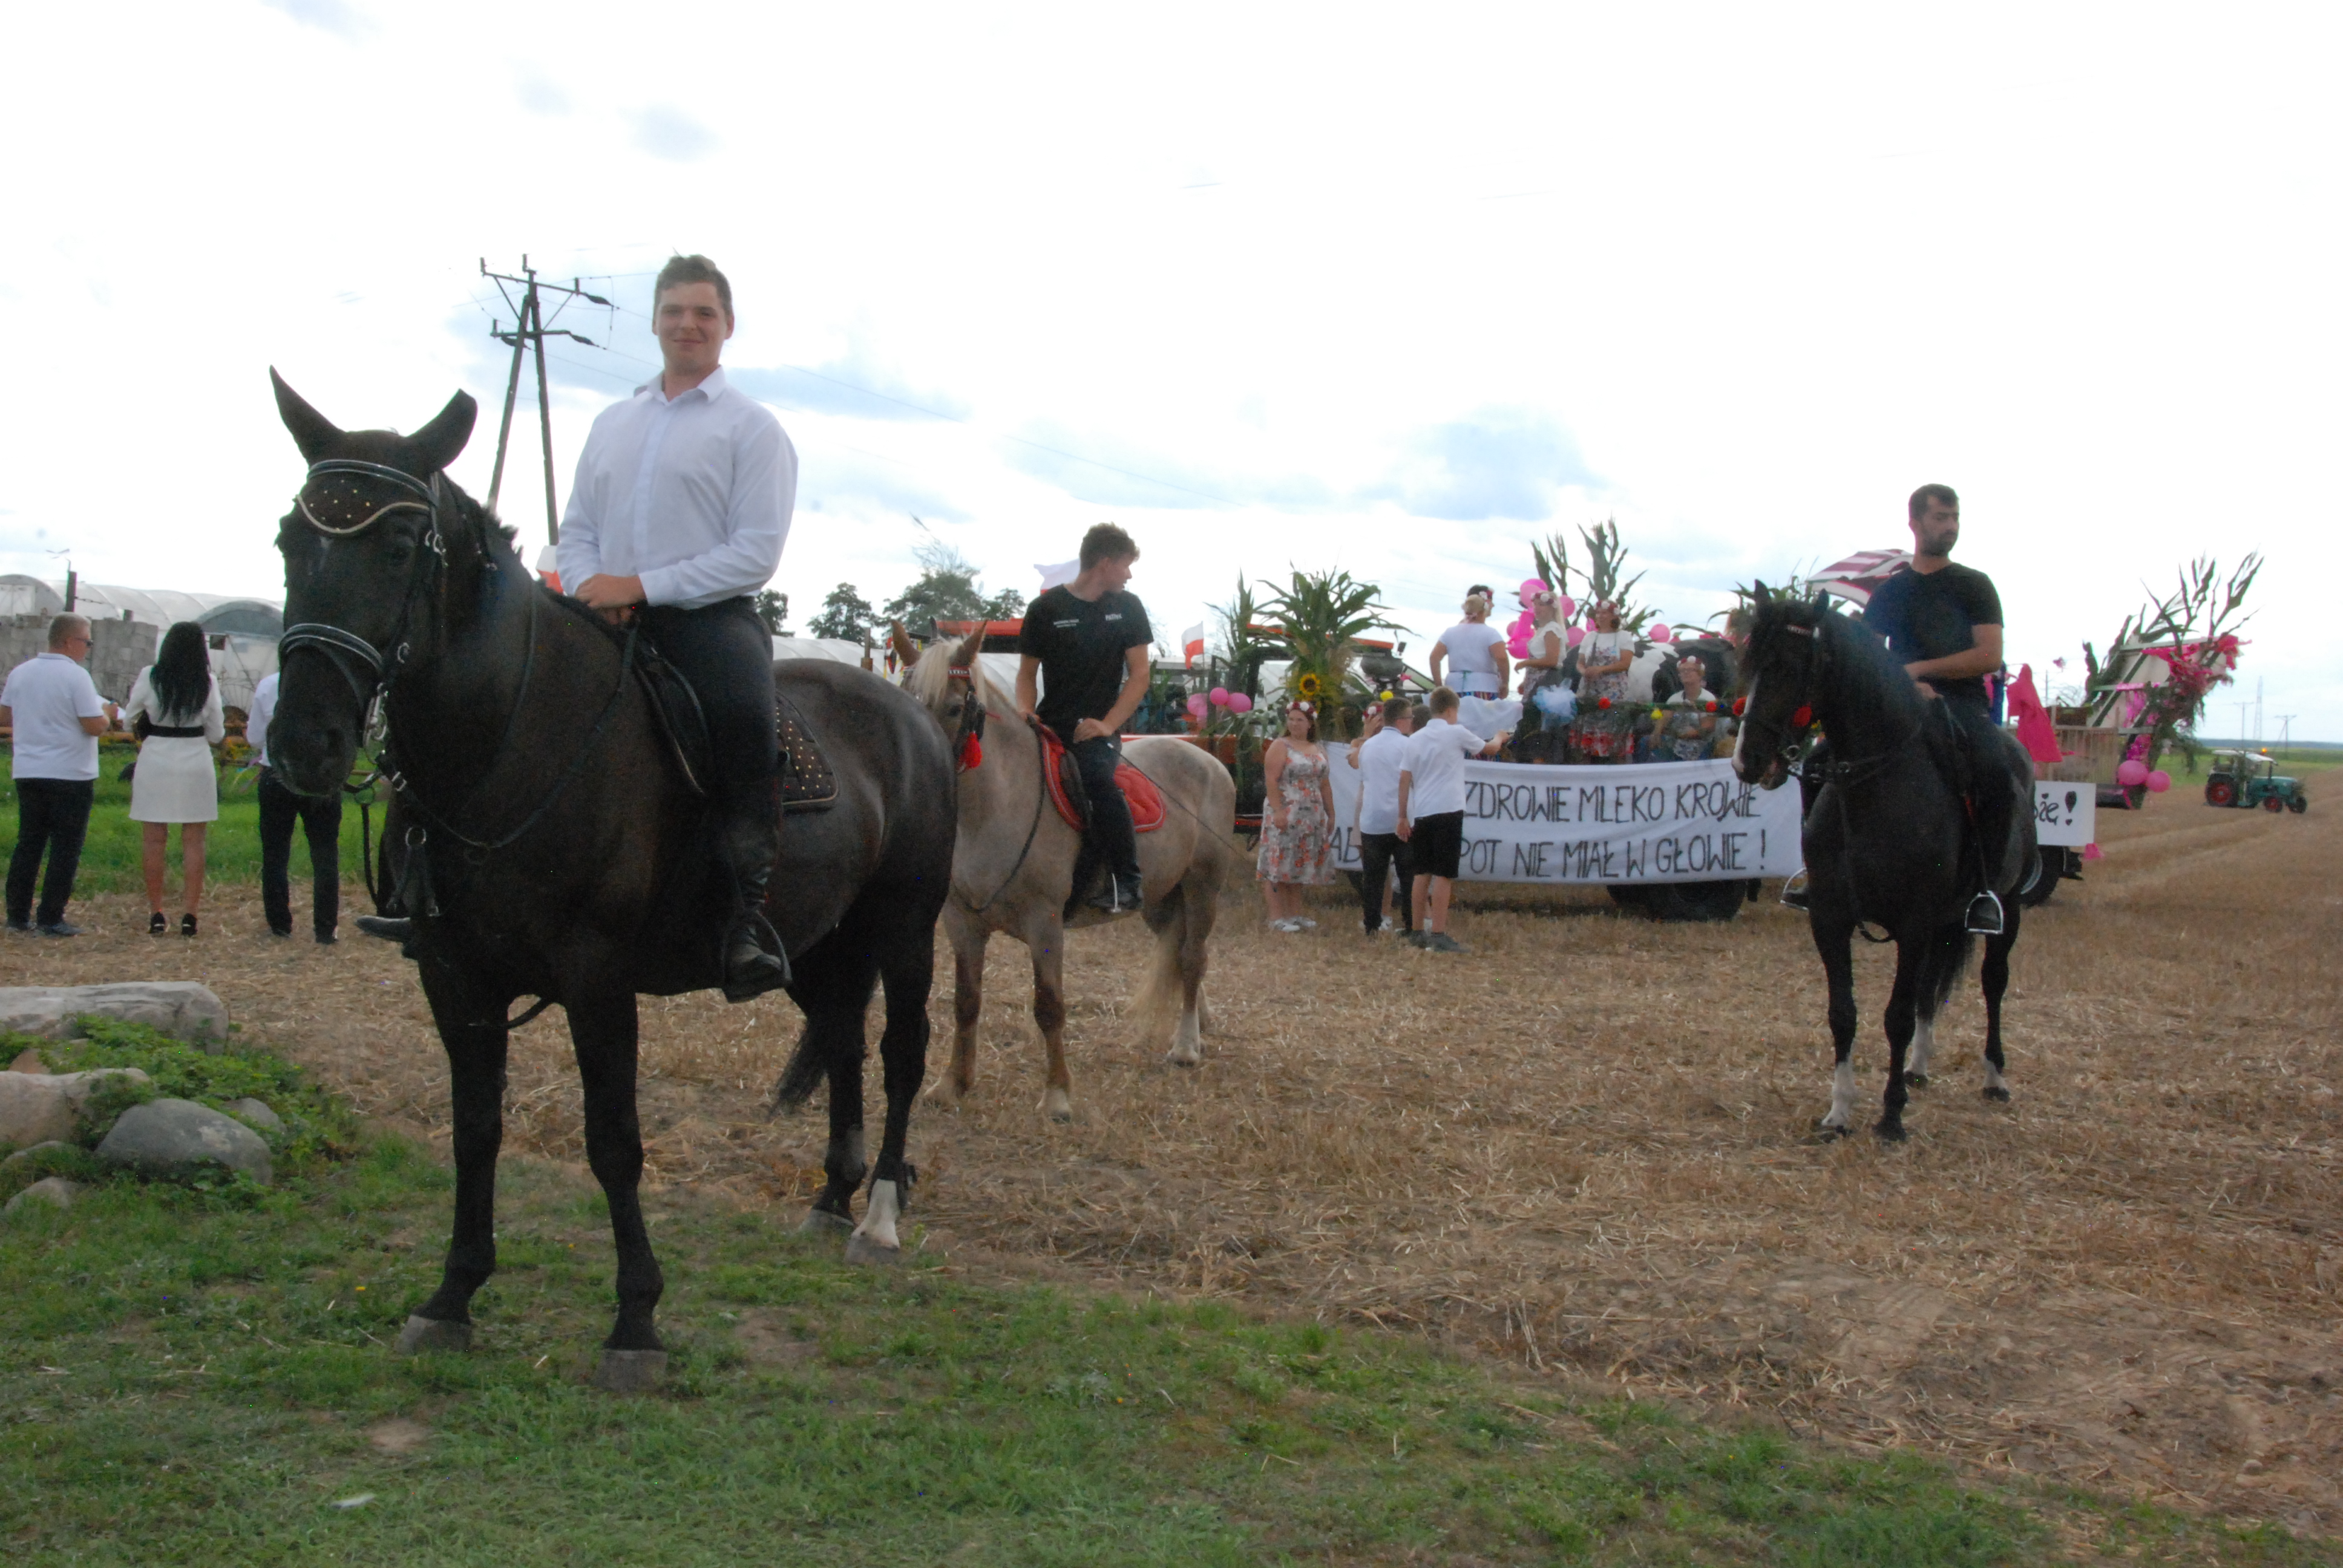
[903,644,1000,714]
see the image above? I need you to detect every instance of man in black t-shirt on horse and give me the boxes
[1787,483,2028,934]
[1017,523,1154,914]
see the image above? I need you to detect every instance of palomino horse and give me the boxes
[1731,586,2034,1141]
[899,629,1237,1121]
[264,376,957,1388]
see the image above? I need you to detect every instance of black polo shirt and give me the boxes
[1862,563,2002,710]
[1018,586,1153,733]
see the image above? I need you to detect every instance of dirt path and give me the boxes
[7,787,2337,1532]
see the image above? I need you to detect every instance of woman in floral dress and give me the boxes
[1571,600,1637,762]
[1257,698,1337,931]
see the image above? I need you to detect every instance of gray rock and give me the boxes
[0,1074,73,1148]
[223,1097,284,1135]
[1,1139,73,1168]
[96,1099,271,1185]
[0,983,231,1050]
[4,1176,83,1214]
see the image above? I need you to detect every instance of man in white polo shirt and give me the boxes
[1345,694,1416,936]
[1395,685,1507,953]
[559,253,797,1002]
[1,614,120,936]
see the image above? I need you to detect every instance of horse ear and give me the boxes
[405,389,477,473]
[270,367,342,462]
[1809,591,1830,615]
[888,619,919,668]
[952,627,986,672]
[1751,580,1771,604]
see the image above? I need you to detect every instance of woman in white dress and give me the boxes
[123,622,224,936]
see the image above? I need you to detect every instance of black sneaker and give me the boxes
[267,925,293,939]
[5,918,31,935]
[1964,890,2005,936]
[1424,932,1467,954]
[37,921,84,938]
[1779,870,1812,911]
[314,930,338,946]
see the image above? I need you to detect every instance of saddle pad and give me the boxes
[776,693,836,814]
[1038,725,1165,834]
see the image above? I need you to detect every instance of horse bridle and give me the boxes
[1748,616,1826,772]
[278,458,448,708]
[946,662,988,770]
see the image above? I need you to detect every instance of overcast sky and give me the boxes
[4,3,2336,739]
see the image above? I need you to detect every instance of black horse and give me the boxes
[264,374,957,1388]
[1731,586,2033,1141]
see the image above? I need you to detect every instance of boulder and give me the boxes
[9,1047,48,1073]
[1,1139,73,1169]
[224,1097,284,1135]
[4,1177,83,1214]
[96,1099,271,1186]
[0,984,231,1050]
[0,1073,73,1148]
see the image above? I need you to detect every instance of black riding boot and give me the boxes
[718,779,791,1003]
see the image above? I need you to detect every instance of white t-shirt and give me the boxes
[248,671,280,768]
[1438,621,1507,695]
[1,653,105,782]
[1400,717,1485,819]
[1355,727,1411,835]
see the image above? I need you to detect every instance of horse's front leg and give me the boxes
[848,923,936,1266]
[1876,938,1926,1142]
[398,962,512,1354]
[929,903,986,1106]
[563,981,666,1389]
[1021,907,1075,1123]
[1812,917,1860,1136]
[1979,904,2019,1103]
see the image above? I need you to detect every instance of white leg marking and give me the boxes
[850,1178,901,1252]
[1168,1006,1202,1067]
[1821,1059,1856,1130]
[1042,1086,1073,1123]
[1983,1055,2008,1094]
[1909,1014,1936,1080]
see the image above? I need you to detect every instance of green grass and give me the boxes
[0,746,377,895]
[3,1132,2328,1566]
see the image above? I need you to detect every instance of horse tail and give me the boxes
[1922,929,1972,1021]
[1129,881,1189,1049]
[769,1022,830,1109]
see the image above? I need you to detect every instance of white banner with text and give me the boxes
[1323,748,1805,884]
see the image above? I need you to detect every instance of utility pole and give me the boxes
[2277,714,2295,757]
[479,256,609,547]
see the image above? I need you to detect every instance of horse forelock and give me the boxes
[905,646,994,714]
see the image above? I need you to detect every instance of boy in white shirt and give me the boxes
[1395,686,1507,953]
[1345,695,1415,935]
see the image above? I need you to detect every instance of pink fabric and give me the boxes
[2007,664,2062,768]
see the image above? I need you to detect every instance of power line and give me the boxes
[478,256,613,545]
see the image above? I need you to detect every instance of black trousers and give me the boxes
[1057,729,1141,880]
[1357,831,1415,932]
[259,767,342,936]
[640,598,779,789]
[1942,698,2026,887]
[7,777,94,927]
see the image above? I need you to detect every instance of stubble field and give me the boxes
[8,780,2338,1537]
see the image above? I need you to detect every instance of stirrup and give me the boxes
[1964,890,2005,936]
[1085,872,1143,915]
[1778,869,1811,911]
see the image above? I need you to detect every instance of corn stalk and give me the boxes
[1259,567,1400,739]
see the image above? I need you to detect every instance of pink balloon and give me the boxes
[1507,630,1531,659]
[1565,626,1586,647]
[1648,624,1673,642]
[1555,596,1576,619]
[1185,693,1209,719]
[1517,577,1549,607]
[2082,842,2103,860]
[2146,769,2172,793]
[2116,759,2149,787]
[1227,691,1253,714]
[1209,687,1229,707]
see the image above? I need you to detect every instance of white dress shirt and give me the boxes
[558,367,796,610]
[1,653,106,781]
[248,670,279,767]
[1355,727,1411,835]
[1400,717,1486,819]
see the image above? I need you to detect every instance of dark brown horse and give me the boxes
[264,373,957,1388]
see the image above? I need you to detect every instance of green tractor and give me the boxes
[2204,748,2307,814]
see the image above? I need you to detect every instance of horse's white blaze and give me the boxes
[851,1179,901,1252]
[1168,1005,1202,1066]
[1909,1013,1936,1080]
[1821,1058,1856,1129]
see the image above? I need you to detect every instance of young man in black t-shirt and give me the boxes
[1017,523,1154,913]
[1852,483,2025,933]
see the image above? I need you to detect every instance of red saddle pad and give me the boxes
[1036,725,1166,834]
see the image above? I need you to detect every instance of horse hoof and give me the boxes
[1165,1050,1201,1068]
[1873,1121,1909,1143]
[592,1348,667,1394]
[1905,1073,1931,1090]
[1982,1085,2013,1103]
[798,1208,854,1236]
[844,1234,903,1267]
[393,1316,471,1355]
[1042,1089,1073,1123]
[923,1079,966,1106]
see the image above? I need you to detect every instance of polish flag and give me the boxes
[1181,622,1207,667]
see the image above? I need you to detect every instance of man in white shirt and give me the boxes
[1429,589,1510,699]
[247,670,342,943]
[558,254,798,1001]
[1395,685,1507,953]
[0,615,119,936]
[1345,694,1415,935]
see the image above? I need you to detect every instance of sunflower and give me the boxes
[1294,671,1324,700]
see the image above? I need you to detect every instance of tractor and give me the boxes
[2204,748,2307,814]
